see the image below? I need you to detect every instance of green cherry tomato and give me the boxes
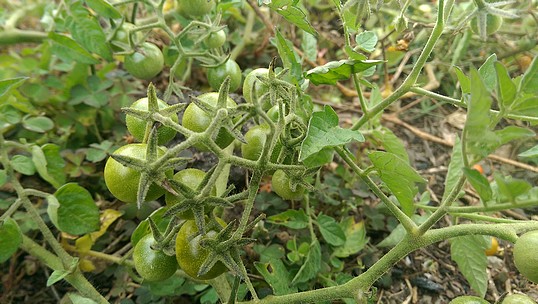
[126,97,178,145]
[177,0,215,18]
[124,42,164,80]
[104,144,170,203]
[111,22,143,51]
[271,169,305,201]
[207,59,242,92]
[470,13,503,36]
[266,104,287,123]
[448,296,489,304]
[241,125,270,161]
[514,230,538,284]
[243,68,271,110]
[175,219,227,280]
[182,92,237,151]
[502,294,537,304]
[204,29,226,49]
[133,234,178,281]
[164,168,216,219]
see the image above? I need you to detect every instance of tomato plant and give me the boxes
[110,22,143,51]
[271,169,305,201]
[204,29,226,49]
[449,296,489,304]
[206,59,242,92]
[243,68,271,110]
[470,13,503,37]
[513,230,538,284]
[181,92,237,150]
[133,234,178,281]
[165,168,216,219]
[104,144,169,203]
[177,0,215,18]
[124,42,164,80]
[175,219,227,280]
[125,97,178,145]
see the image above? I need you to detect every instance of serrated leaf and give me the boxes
[463,168,492,203]
[368,151,426,216]
[273,29,302,83]
[355,31,377,52]
[85,0,122,19]
[305,59,382,85]
[268,1,317,36]
[333,217,367,258]
[300,105,364,168]
[48,32,99,65]
[291,240,321,284]
[70,16,113,61]
[54,183,100,235]
[371,127,409,164]
[478,54,497,93]
[495,62,516,109]
[255,259,297,296]
[0,218,23,263]
[450,235,489,297]
[316,214,346,246]
[519,56,538,95]
[0,77,28,98]
[267,209,309,229]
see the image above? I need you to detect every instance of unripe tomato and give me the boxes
[243,68,271,110]
[175,219,228,280]
[207,59,242,92]
[126,97,178,145]
[448,296,489,304]
[267,104,287,123]
[271,169,305,201]
[513,230,538,283]
[177,0,215,18]
[164,168,216,219]
[104,144,170,203]
[133,234,178,281]
[502,294,537,304]
[204,29,226,49]
[470,14,503,36]
[182,92,237,151]
[124,42,164,80]
[110,22,143,51]
[241,125,270,161]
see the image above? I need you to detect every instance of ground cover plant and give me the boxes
[0,0,537,303]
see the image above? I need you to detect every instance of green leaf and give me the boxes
[53,183,100,235]
[493,174,532,204]
[253,244,286,263]
[494,126,535,147]
[341,0,370,32]
[478,54,497,93]
[510,95,538,118]
[69,16,113,61]
[495,62,516,109]
[371,127,409,164]
[268,1,317,36]
[316,214,346,246]
[48,32,99,65]
[273,29,302,83]
[301,31,317,63]
[67,293,99,304]
[368,151,426,216]
[465,68,498,158]
[463,168,492,203]
[377,215,428,248]
[300,105,364,168]
[305,59,382,85]
[291,240,321,284]
[451,235,489,297]
[0,218,22,263]
[31,144,66,189]
[47,269,70,287]
[85,0,122,19]
[255,259,297,296]
[0,77,28,98]
[11,155,36,175]
[355,31,377,52]
[454,66,470,94]
[518,145,538,159]
[131,207,171,246]
[86,140,114,162]
[22,116,54,133]
[0,170,7,187]
[443,136,464,201]
[333,217,368,258]
[267,209,309,229]
[518,56,538,95]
